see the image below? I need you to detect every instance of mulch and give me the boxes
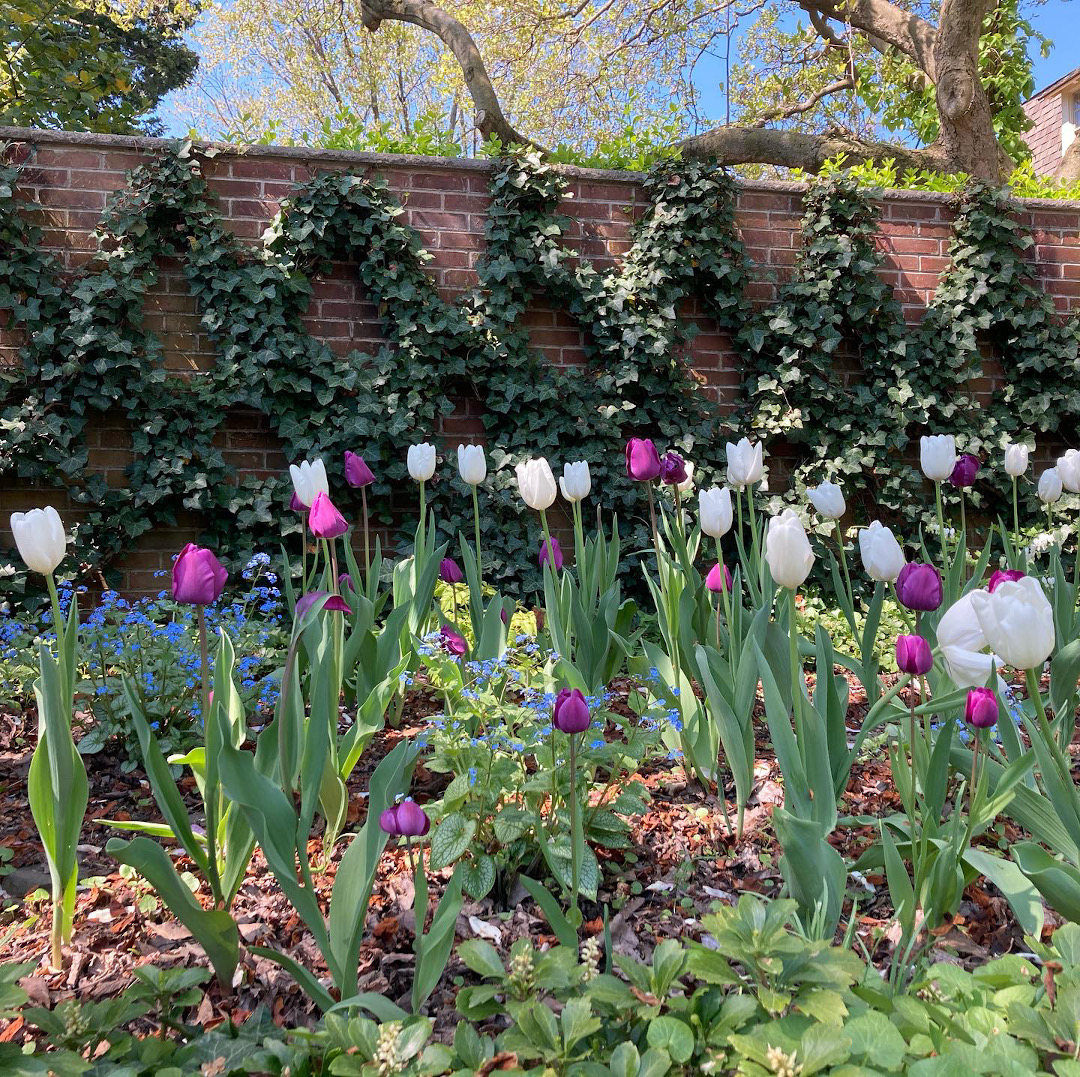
[0,672,1047,1047]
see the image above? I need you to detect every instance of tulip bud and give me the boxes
[894,562,943,612]
[964,687,998,729]
[457,444,487,486]
[538,535,563,570]
[895,634,933,675]
[1057,449,1080,494]
[948,453,980,488]
[725,437,764,488]
[706,562,732,594]
[10,506,67,575]
[439,557,463,584]
[987,568,1024,592]
[807,481,845,520]
[920,435,957,482]
[1004,443,1030,478]
[516,458,557,510]
[289,458,329,508]
[659,451,688,486]
[1038,467,1063,504]
[308,492,349,539]
[858,521,906,583]
[295,591,351,619]
[500,606,509,625]
[698,487,733,538]
[172,543,228,606]
[407,443,436,482]
[765,510,815,590]
[553,688,591,734]
[677,461,695,493]
[559,461,591,503]
[969,574,1055,671]
[379,799,430,837]
[344,451,375,488]
[440,624,468,656]
[625,438,661,482]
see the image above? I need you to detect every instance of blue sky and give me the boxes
[160,0,1078,140]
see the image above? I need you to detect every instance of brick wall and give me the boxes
[1024,91,1064,176]
[2,127,1080,593]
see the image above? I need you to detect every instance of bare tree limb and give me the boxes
[799,0,937,76]
[677,125,949,173]
[359,0,542,149]
[750,76,855,126]
[1057,137,1080,184]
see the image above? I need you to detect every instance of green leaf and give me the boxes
[645,1016,694,1064]
[428,812,476,871]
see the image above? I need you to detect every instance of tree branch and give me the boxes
[750,76,854,126]
[799,0,937,77]
[359,0,542,149]
[677,124,948,173]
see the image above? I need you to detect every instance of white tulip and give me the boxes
[677,461,695,493]
[920,434,957,482]
[559,461,591,503]
[765,510,814,590]
[516,458,557,511]
[407,443,436,482]
[858,521,906,583]
[1038,467,1063,504]
[725,438,764,489]
[289,458,329,508]
[1057,449,1080,493]
[807,481,845,520]
[1004,443,1030,478]
[10,506,67,576]
[936,592,1005,690]
[698,487,733,538]
[970,575,1056,671]
[457,444,487,486]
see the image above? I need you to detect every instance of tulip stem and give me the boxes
[747,484,760,586]
[716,536,734,659]
[197,608,223,903]
[646,483,659,561]
[418,480,427,555]
[572,499,586,598]
[471,485,482,593]
[934,481,948,572]
[361,485,370,582]
[786,589,804,741]
[970,730,980,817]
[1011,477,1020,563]
[833,518,855,616]
[959,493,967,580]
[568,732,581,929]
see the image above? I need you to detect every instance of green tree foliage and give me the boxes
[1,0,200,134]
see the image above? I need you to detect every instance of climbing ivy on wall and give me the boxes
[0,142,1078,603]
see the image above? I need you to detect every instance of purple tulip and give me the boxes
[659,451,688,486]
[295,591,351,619]
[308,492,349,539]
[988,568,1024,592]
[441,624,468,656]
[338,572,356,593]
[439,557,463,584]
[625,438,661,482]
[289,491,304,512]
[538,535,564,570]
[894,562,943,612]
[949,454,980,488]
[344,450,375,488]
[965,687,998,729]
[553,687,591,734]
[172,544,228,606]
[500,606,509,625]
[379,800,430,837]
[706,562,732,594]
[895,634,933,675]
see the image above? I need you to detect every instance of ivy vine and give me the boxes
[1,142,1078,604]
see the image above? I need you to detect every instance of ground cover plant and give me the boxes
[0,424,1079,1075]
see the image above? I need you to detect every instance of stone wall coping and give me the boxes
[5,125,1080,213]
